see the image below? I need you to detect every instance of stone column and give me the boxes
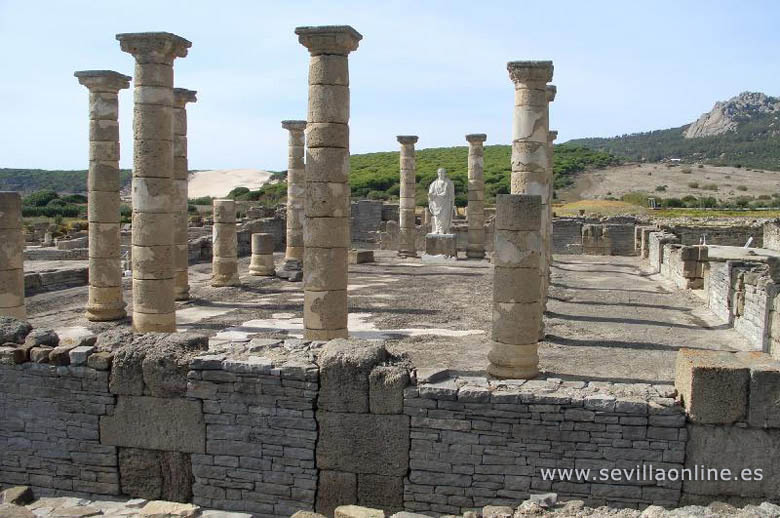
[118,31,191,333]
[489,194,543,379]
[172,88,197,300]
[75,70,131,321]
[211,199,240,286]
[279,120,307,279]
[249,233,275,276]
[0,192,25,319]
[466,133,487,259]
[544,129,558,308]
[296,25,362,341]
[397,135,419,258]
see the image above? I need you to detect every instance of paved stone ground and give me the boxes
[22,252,751,383]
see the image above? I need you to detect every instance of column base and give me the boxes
[249,255,276,276]
[174,288,190,301]
[211,273,241,287]
[132,311,176,333]
[487,363,539,379]
[304,328,348,341]
[0,306,26,320]
[85,304,127,322]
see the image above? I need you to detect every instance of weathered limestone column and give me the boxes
[543,129,558,309]
[118,31,191,333]
[296,25,362,341]
[488,194,543,379]
[249,233,275,276]
[466,133,487,259]
[279,120,307,279]
[397,135,419,258]
[211,199,240,286]
[75,70,130,321]
[172,88,197,300]
[0,192,25,319]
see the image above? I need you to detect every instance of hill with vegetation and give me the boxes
[0,168,132,194]
[570,92,780,171]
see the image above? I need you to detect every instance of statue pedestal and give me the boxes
[422,233,458,263]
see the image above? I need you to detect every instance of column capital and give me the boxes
[173,88,198,107]
[546,84,557,103]
[549,130,558,142]
[282,120,307,131]
[466,133,487,144]
[116,32,191,64]
[507,60,553,85]
[397,135,418,144]
[74,70,131,92]
[295,25,362,56]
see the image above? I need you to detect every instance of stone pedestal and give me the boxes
[249,233,275,276]
[296,25,362,341]
[173,88,197,300]
[75,70,131,321]
[118,31,191,333]
[211,199,240,287]
[279,120,307,281]
[397,135,418,258]
[0,192,25,319]
[422,233,457,263]
[466,133,487,259]
[488,194,543,379]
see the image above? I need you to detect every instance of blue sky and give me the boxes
[1,0,778,171]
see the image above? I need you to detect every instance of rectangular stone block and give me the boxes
[369,365,409,415]
[304,217,350,248]
[100,395,205,453]
[316,412,409,476]
[493,267,541,304]
[357,474,403,510]
[493,230,541,269]
[306,148,349,182]
[495,194,541,231]
[317,470,356,517]
[306,122,348,149]
[675,349,748,424]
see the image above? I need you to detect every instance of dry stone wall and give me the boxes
[765,220,780,251]
[660,224,763,248]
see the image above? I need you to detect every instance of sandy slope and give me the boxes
[188,169,273,199]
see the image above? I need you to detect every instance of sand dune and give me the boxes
[188,169,273,199]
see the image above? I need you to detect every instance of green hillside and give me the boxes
[0,168,132,193]
[570,113,780,171]
[349,143,618,207]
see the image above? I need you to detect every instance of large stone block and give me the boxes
[685,424,780,498]
[318,339,386,412]
[334,505,384,518]
[369,365,409,415]
[675,349,748,424]
[316,470,356,517]
[100,395,205,453]
[316,412,409,476]
[357,474,403,511]
[119,447,193,502]
[738,352,780,428]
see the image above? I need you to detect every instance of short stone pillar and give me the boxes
[278,120,307,281]
[466,133,487,259]
[211,199,240,287]
[118,31,191,333]
[296,25,362,341]
[249,233,275,276]
[0,192,25,319]
[173,88,197,300]
[488,194,543,379]
[423,233,457,263]
[75,70,130,321]
[397,135,419,258]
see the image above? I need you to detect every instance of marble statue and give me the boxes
[428,168,455,234]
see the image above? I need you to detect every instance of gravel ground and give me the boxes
[22,251,751,382]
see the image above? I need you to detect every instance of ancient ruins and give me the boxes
[2,21,780,518]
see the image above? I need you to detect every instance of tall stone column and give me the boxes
[75,70,131,321]
[173,88,197,300]
[211,199,240,287]
[544,129,558,308]
[117,32,191,333]
[466,133,487,259]
[397,135,419,257]
[0,192,25,319]
[489,194,543,379]
[296,25,362,341]
[279,120,307,280]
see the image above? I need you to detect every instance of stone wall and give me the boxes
[404,375,684,513]
[647,231,679,272]
[705,261,733,324]
[731,263,777,352]
[24,267,90,296]
[764,220,780,251]
[660,224,763,248]
[351,200,383,243]
[24,248,89,261]
[552,219,582,255]
[660,245,706,290]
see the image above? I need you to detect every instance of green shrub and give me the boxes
[190,196,213,205]
[622,191,651,207]
[736,185,748,191]
[681,167,692,174]
[688,182,699,188]
[702,183,718,191]
[61,194,88,204]
[655,185,667,192]
[23,190,60,207]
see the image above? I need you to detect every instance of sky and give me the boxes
[1,0,778,171]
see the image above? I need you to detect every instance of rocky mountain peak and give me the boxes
[684,91,780,138]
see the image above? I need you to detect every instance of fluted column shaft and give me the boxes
[0,192,25,319]
[466,133,487,259]
[75,70,131,321]
[118,31,191,332]
[488,194,543,379]
[296,25,362,341]
[173,88,197,300]
[282,120,307,267]
[397,135,418,257]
